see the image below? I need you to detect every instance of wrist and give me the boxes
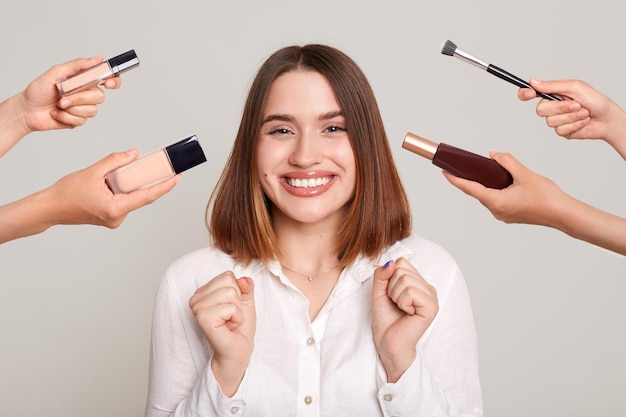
[34,185,67,229]
[378,349,416,383]
[211,356,249,397]
[605,107,626,160]
[0,94,31,156]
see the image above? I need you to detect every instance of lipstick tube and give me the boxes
[105,135,207,194]
[56,49,140,96]
[402,132,513,189]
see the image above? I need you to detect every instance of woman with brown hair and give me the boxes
[145,44,482,416]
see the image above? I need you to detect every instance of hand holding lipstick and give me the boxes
[189,273,256,397]
[519,78,626,160]
[371,258,439,382]
[0,55,122,157]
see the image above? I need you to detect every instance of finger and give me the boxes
[529,78,581,98]
[190,272,239,306]
[442,170,493,200]
[237,277,255,305]
[102,77,122,90]
[536,98,584,118]
[46,56,104,87]
[114,175,180,212]
[543,108,590,128]
[517,87,537,101]
[372,260,396,299]
[58,55,103,77]
[191,284,245,331]
[48,109,91,128]
[554,117,592,138]
[47,109,74,129]
[96,149,140,174]
[190,282,242,312]
[57,87,105,109]
[488,151,526,178]
[387,259,436,316]
[386,271,420,315]
[55,104,99,121]
[195,302,244,331]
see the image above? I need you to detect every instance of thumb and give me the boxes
[237,277,255,304]
[372,260,395,299]
[488,150,525,178]
[55,55,104,81]
[529,78,571,98]
[97,149,139,174]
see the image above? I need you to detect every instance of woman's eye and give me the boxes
[326,125,346,133]
[268,128,292,135]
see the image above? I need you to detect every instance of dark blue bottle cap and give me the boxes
[165,135,207,174]
[108,49,140,74]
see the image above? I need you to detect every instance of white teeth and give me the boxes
[287,176,331,188]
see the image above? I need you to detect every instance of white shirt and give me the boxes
[145,234,482,417]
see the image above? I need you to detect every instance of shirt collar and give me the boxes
[258,238,414,285]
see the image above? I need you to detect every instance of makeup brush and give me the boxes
[441,40,561,101]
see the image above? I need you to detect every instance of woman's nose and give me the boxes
[288,130,323,168]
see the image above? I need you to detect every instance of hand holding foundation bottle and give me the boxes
[0,51,184,245]
[0,149,181,244]
[443,150,626,256]
[519,78,626,160]
[0,55,125,157]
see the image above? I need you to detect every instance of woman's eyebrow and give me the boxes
[319,110,344,121]
[261,114,293,124]
[261,110,343,124]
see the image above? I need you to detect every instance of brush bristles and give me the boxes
[441,40,457,56]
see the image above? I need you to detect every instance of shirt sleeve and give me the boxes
[375,258,483,417]
[144,269,249,417]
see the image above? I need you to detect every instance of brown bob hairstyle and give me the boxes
[207,44,411,266]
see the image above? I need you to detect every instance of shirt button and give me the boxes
[306,337,315,346]
[230,406,240,414]
[383,393,393,402]
[304,395,313,405]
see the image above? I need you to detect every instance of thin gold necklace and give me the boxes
[281,263,343,282]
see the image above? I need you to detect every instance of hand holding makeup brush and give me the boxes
[519,78,626,160]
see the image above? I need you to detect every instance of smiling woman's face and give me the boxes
[256,69,356,226]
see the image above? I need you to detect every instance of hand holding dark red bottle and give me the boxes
[402,132,513,189]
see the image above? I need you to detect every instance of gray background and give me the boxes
[1,1,624,416]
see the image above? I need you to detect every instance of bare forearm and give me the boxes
[0,94,30,158]
[0,187,58,244]
[606,108,626,160]
[551,193,626,256]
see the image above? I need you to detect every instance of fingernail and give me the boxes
[60,99,71,108]
[383,260,392,269]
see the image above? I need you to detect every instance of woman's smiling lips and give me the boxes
[280,171,337,197]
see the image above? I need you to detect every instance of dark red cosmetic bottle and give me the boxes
[402,132,513,189]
